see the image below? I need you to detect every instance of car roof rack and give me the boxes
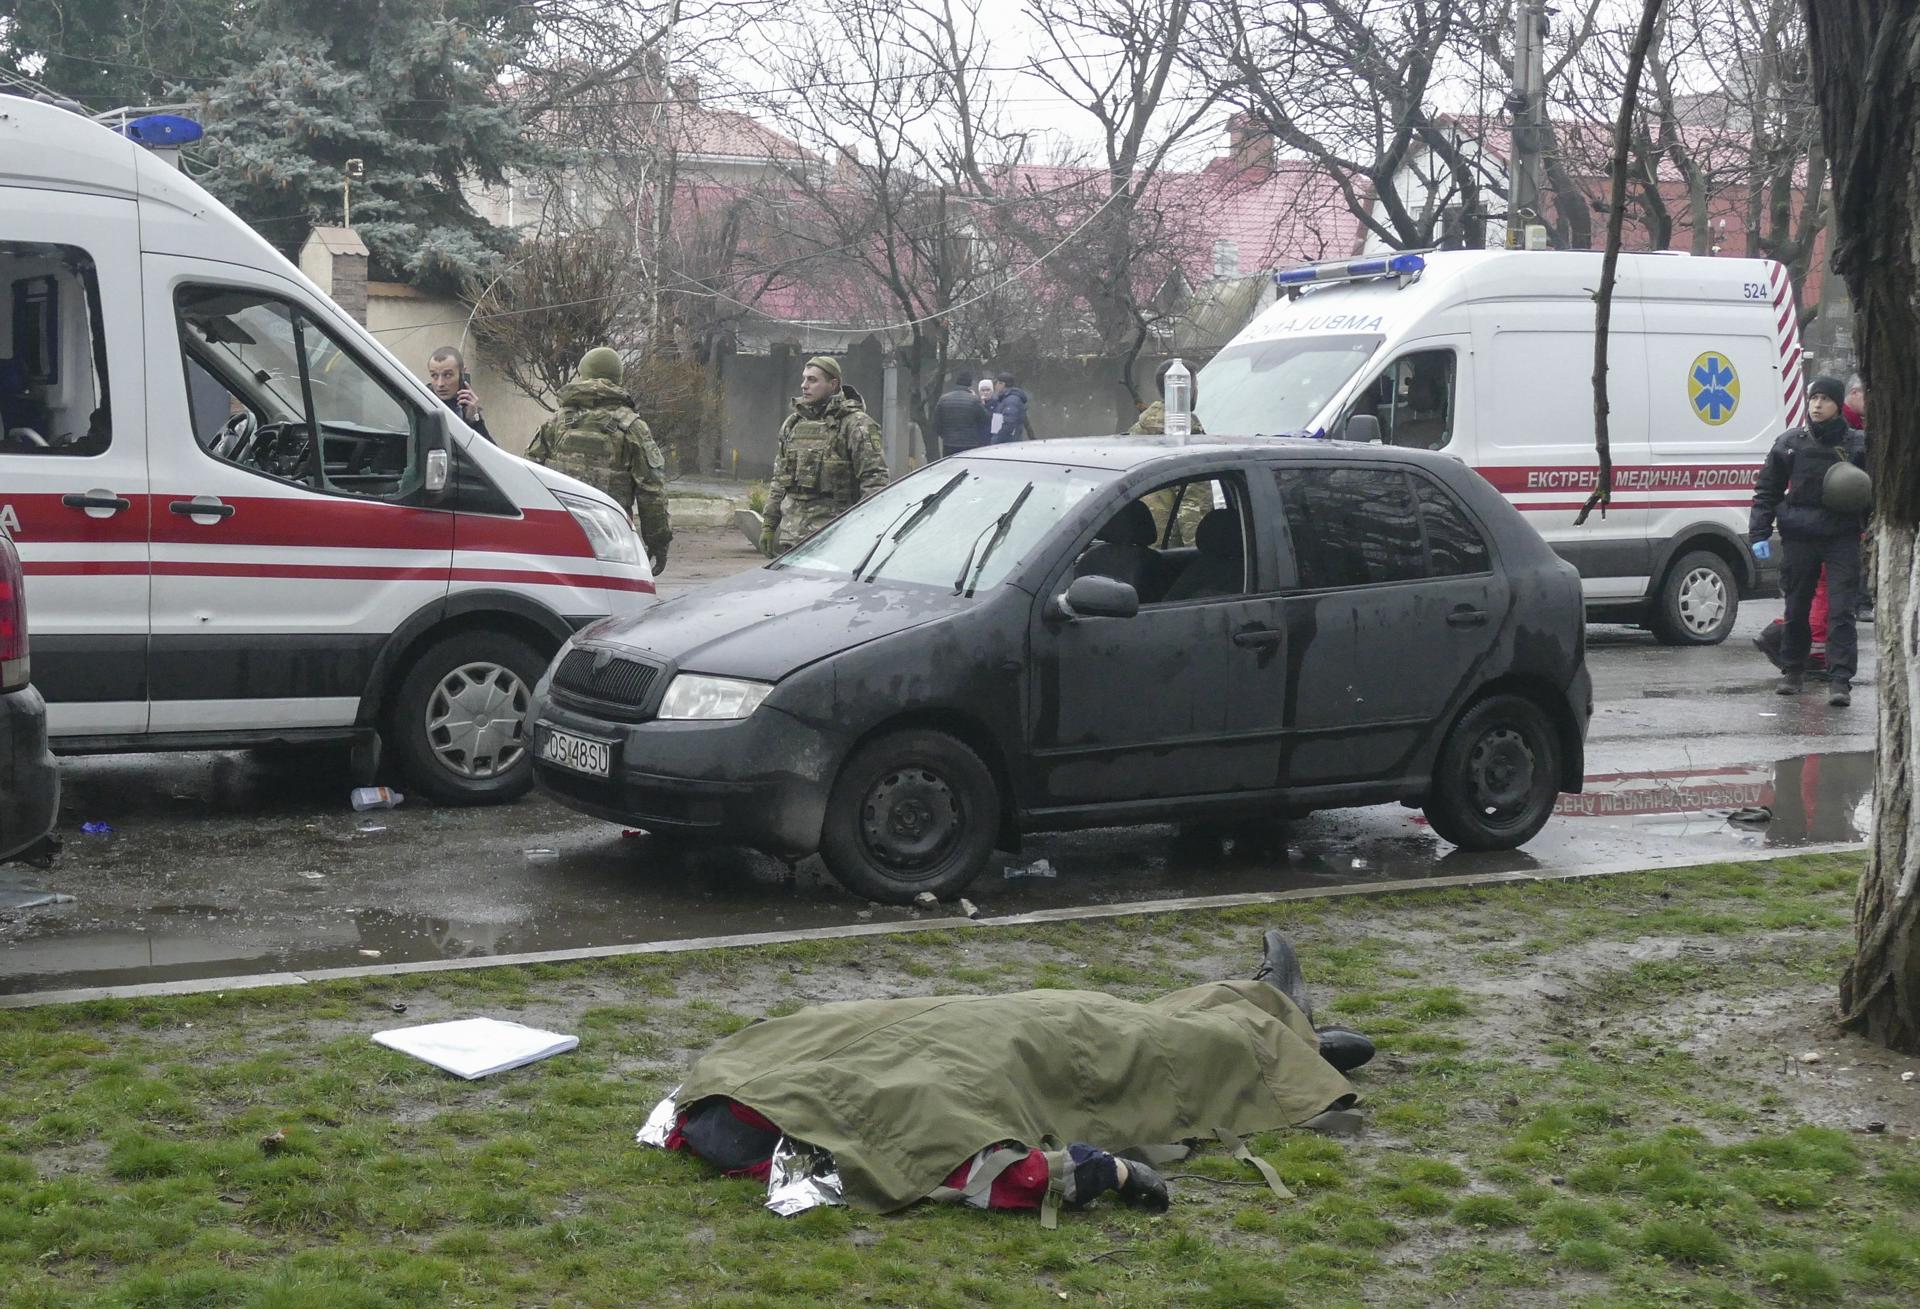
[1273,251,1430,300]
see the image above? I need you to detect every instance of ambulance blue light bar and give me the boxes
[114,113,203,147]
[1273,252,1426,288]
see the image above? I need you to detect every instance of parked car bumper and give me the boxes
[528,695,836,858]
[1,683,60,862]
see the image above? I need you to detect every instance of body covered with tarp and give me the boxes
[675,979,1354,1212]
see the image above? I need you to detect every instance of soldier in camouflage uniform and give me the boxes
[761,355,890,555]
[1128,360,1208,546]
[527,347,673,572]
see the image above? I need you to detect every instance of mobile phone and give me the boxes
[460,370,472,390]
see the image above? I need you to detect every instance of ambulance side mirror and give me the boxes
[1343,414,1382,444]
[423,410,452,495]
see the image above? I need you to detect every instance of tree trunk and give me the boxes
[1806,0,1920,1052]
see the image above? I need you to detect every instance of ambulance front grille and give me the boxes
[551,647,660,717]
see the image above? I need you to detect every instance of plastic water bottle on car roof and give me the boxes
[1162,358,1192,438]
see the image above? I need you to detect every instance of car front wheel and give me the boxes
[819,728,1000,903]
[387,631,545,805]
[1422,694,1561,851]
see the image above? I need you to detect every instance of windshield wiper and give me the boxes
[956,481,1034,597]
[859,470,969,581]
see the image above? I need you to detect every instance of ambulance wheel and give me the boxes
[820,728,999,903]
[1649,550,1738,645]
[388,631,544,805]
[1422,694,1560,851]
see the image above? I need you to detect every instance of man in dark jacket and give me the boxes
[1749,375,1871,706]
[989,373,1031,442]
[931,369,990,457]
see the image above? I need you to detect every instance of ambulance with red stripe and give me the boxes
[0,96,654,803]
[1200,249,1801,645]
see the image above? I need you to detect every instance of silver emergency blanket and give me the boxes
[633,1086,846,1216]
[765,1136,846,1216]
[635,1087,680,1148]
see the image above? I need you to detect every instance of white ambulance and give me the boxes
[1199,249,1804,644]
[0,96,654,803]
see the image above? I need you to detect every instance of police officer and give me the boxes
[1749,375,1871,706]
[761,356,890,555]
[527,347,672,573]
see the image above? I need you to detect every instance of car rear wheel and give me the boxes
[1422,694,1561,851]
[1649,549,1739,645]
[387,631,545,805]
[819,729,999,903]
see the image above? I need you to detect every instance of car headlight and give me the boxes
[556,492,643,566]
[657,674,774,720]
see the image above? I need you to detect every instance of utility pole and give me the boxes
[1506,0,1551,248]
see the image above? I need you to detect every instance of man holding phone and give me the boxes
[427,345,492,442]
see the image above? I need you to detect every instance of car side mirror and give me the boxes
[1055,574,1140,621]
[1344,413,1382,444]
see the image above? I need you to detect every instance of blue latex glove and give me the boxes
[1751,539,1772,561]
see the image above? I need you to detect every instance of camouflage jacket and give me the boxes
[1128,400,1205,437]
[1128,402,1208,545]
[766,384,889,543]
[527,378,671,556]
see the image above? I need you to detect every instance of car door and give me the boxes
[1026,469,1290,808]
[0,192,150,736]
[141,256,452,732]
[1273,464,1507,787]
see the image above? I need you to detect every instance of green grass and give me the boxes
[3,852,1917,1307]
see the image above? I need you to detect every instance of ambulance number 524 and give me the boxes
[1742,282,1769,300]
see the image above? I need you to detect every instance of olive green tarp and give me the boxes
[677,979,1355,1212]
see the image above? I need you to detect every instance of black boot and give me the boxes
[1776,672,1803,695]
[1252,930,1313,1022]
[1115,1159,1171,1212]
[1315,1027,1376,1073]
[1828,680,1852,707]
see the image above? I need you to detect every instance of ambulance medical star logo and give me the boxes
[1689,353,1740,425]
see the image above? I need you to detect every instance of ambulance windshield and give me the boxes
[1196,333,1382,437]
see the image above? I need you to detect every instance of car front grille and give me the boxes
[551,646,660,720]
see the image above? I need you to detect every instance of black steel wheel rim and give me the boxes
[1466,725,1538,825]
[859,765,962,877]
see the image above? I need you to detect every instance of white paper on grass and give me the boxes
[372,1017,579,1079]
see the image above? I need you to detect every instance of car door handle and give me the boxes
[1446,607,1488,628]
[62,492,131,511]
[1232,627,1284,648]
[169,498,236,519]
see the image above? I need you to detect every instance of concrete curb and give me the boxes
[0,842,1864,1009]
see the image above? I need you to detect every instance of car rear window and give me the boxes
[1275,467,1490,588]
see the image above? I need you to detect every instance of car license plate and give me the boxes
[540,727,611,778]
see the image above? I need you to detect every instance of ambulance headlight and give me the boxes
[657,674,774,720]
[557,492,643,566]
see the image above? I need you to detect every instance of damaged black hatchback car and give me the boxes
[530,438,1592,903]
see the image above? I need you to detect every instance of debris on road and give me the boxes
[913,891,938,909]
[350,787,404,811]
[373,1016,579,1079]
[79,821,112,836]
[1726,806,1773,826]
[0,873,76,911]
[958,898,982,919]
[1004,858,1057,880]
[523,848,558,862]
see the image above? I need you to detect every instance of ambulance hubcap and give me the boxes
[426,661,530,779]
[1677,566,1728,635]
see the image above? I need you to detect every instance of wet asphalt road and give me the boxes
[0,532,1877,996]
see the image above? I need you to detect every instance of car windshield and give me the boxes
[775,459,1107,591]
[1198,333,1383,436]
